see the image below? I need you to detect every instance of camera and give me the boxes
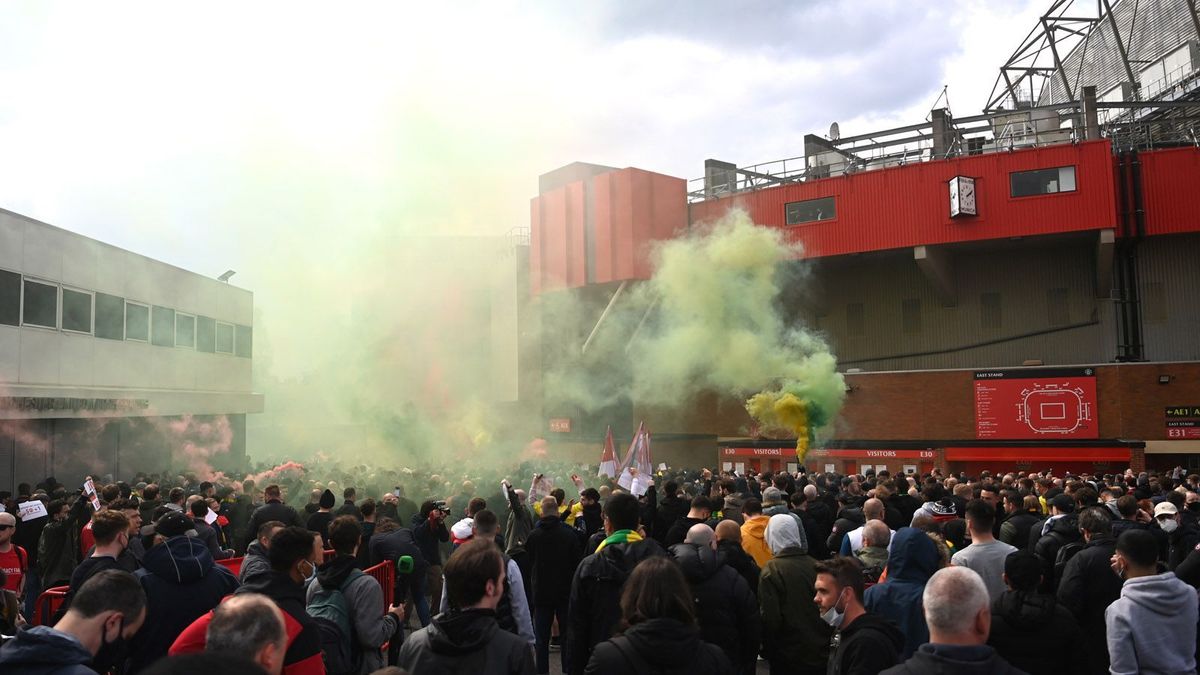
[434,500,450,514]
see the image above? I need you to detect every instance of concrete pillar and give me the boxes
[931,109,954,158]
[1096,229,1115,299]
[1082,85,1100,141]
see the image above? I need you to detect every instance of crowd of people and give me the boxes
[0,461,1198,675]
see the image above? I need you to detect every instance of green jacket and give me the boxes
[37,519,77,587]
[759,546,831,673]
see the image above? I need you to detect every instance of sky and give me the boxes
[0,0,1046,378]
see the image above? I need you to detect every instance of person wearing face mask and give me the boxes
[0,569,147,675]
[168,526,326,675]
[1106,529,1199,675]
[814,556,903,675]
[123,510,237,673]
[1154,501,1200,570]
[759,513,831,675]
[668,523,759,675]
[50,510,132,622]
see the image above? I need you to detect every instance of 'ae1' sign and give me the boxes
[974,368,1098,439]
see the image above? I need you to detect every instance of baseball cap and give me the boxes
[1050,494,1075,514]
[142,510,197,538]
[762,487,785,506]
[1153,502,1179,517]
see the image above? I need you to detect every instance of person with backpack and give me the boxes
[0,513,28,609]
[853,520,890,584]
[1031,494,1079,593]
[306,516,403,675]
[1056,506,1122,675]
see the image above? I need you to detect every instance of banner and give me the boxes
[18,500,48,521]
[617,422,653,496]
[598,426,618,478]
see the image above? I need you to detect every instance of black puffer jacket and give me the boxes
[987,590,1084,675]
[524,516,583,606]
[653,495,689,544]
[669,543,760,675]
[998,511,1040,551]
[1032,514,1079,592]
[566,538,666,675]
[584,618,730,675]
[716,539,760,597]
[396,607,535,675]
[1055,533,1120,674]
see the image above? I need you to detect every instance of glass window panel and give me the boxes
[126,303,149,341]
[61,289,92,333]
[22,280,57,328]
[95,293,125,340]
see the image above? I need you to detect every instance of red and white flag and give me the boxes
[598,426,618,479]
[617,422,653,496]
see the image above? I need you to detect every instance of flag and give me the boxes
[617,422,653,496]
[598,426,618,478]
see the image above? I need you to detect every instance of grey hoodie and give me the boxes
[763,505,808,554]
[1105,571,1199,675]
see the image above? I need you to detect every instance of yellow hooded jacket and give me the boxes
[741,515,773,567]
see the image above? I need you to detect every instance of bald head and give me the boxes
[714,519,741,543]
[863,498,885,521]
[684,523,714,548]
[540,497,558,515]
[923,566,991,644]
[803,484,818,499]
[0,512,15,527]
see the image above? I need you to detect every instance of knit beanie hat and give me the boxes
[319,489,336,509]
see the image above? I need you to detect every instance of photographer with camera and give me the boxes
[412,499,451,614]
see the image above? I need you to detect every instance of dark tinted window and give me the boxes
[216,322,234,353]
[235,325,252,358]
[176,314,195,348]
[22,280,57,328]
[95,293,124,340]
[196,315,216,352]
[126,303,149,341]
[1010,166,1076,197]
[62,289,92,333]
[151,306,175,347]
[785,197,836,224]
[0,269,18,326]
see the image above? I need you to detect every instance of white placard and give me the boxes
[204,508,218,525]
[17,501,48,521]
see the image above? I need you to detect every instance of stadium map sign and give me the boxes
[974,368,1098,439]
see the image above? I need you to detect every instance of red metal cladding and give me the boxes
[689,139,1119,258]
[1139,146,1200,237]
[530,180,587,292]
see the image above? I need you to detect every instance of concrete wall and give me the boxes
[0,208,255,396]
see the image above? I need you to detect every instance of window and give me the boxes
[215,321,234,353]
[1010,166,1076,197]
[151,306,175,347]
[95,293,125,340]
[1143,281,1167,324]
[1047,288,1069,326]
[196,315,216,353]
[235,324,253,358]
[22,279,58,328]
[981,292,1002,332]
[846,302,865,337]
[0,269,18,326]
[785,197,836,225]
[125,302,149,341]
[61,288,93,333]
[176,313,196,349]
[902,298,922,334]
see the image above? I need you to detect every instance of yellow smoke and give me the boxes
[745,391,812,462]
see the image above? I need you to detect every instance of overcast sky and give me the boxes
[0,1,1044,304]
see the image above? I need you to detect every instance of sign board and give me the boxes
[1166,405,1200,439]
[17,500,48,521]
[548,418,572,433]
[974,368,1098,439]
[721,447,785,457]
[808,449,935,459]
[83,478,102,511]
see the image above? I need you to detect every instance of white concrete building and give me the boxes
[0,207,263,492]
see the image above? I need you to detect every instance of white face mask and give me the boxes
[820,589,847,629]
[1160,518,1179,534]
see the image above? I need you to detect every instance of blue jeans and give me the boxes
[403,572,431,627]
[533,601,569,675]
[22,567,40,621]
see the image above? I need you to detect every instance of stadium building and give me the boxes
[0,208,262,492]
[526,0,1200,476]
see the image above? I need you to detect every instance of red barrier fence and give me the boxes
[32,586,69,626]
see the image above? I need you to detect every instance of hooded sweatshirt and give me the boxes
[882,643,1025,675]
[306,554,400,675]
[396,608,534,675]
[830,612,905,675]
[740,515,772,567]
[987,589,1083,675]
[763,503,809,554]
[0,625,95,675]
[759,515,830,672]
[669,542,760,674]
[863,527,940,659]
[585,617,731,674]
[129,535,238,673]
[1105,571,1199,675]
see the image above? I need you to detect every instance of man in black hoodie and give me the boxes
[1056,506,1121,674]
[243,485,304,551]
[663,495,713,547]
[988,550,1084,675]
[566,492,666,675]
[669,523,760,675]
[814,556,903,675]
[652,481,686,544]
[397,538,534,674]
[714,519,760,597]
[524,497,582,675]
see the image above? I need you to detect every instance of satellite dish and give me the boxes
[829,122,840,141]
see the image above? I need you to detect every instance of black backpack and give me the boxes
[1053,539,1086,586]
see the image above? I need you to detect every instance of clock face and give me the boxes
[950,176,976,217]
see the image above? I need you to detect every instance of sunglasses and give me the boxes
[0,524,12,531]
